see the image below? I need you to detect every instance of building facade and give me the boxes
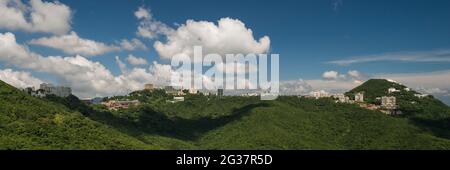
[164,86,184,95]
[381,96,397,110]
[144,84,154,91]
[355,92,364,102]
[312,90,329,99]
[38,83,72,97]
[102,100,140,110]
[188,88,198,94]
[388,88,400,93]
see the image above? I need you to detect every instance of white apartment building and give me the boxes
[39,83,72,97]
[381,96,397,110]
[312,90,329,99]
[388,88,400,93]
[355,92,364,102]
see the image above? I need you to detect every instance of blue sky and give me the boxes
[43,0,450,79]
[19,0,450,79]
[1,0,450,103]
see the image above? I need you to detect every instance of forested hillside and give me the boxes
[0,81,157,149]
[1,79,450,150]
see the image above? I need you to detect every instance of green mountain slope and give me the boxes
[1,79,450,150]
[0,80,158,150]
[196,97,450,149]
[86,90,450,150]
[346,79,450,140]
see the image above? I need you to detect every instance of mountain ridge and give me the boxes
[1,79,450,149]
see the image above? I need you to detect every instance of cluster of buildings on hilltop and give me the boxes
[309,86,430,115]
[332,92,364,104]
[312,90,331,99]
[144,83,223,96]
[318,88,402,115]
[101,100,140,110]
[24,83,72,98]
[335,91,401,115]
[101,83,226,110]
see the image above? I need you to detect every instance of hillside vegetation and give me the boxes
[1,79,450,150]
[0,81,158,149]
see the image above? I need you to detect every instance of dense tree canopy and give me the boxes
[1,79,450,150]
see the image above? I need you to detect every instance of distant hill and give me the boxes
[0,80,157,149]
[346,79,409,103]
[83,87,450,149]
[347,79,450,119]
[1,79,450,150]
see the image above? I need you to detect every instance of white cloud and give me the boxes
[135,7,173,39]
[29,32,148,57]
[148,61,173,86]
[0,68,43,89]
[416,87,448,95]
[133,7,271,59]
[126,54,148,66]
[119,38,148,51]
[321,70,367,82]
[154,17,271,59]
[215,62,258,75]
[134,7,151,20]
[328,49,450,65]
[280,79,313,96]
[305,79,362,93]
[0,32,175,98]
[347,70,361,79]
[29,31,120,57]
[0,0,72,35]
[322,71,339,80]
[115,56,128,74]
[347,70,368,82]
[305,70,369,93]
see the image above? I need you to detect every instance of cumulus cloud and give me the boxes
[0,68,43,89]
[126,54,148,66]
[0,0,72,35]
[305,79,362,93]
[322,71,340,80]
[0,32,174,98]
[29,31,120,57]
[29,32,148,56]
[347,70,362,79]
[135,7,173,39]
[133,7,271,60]
[119,38,148,51]
[280,79,313,96]
[328,49,450,66]
[299,70,368,93]
[416,87,448,95]
[154,17,271,59]
[322,70,367,83]
[135,7,151,20]
[115,56,128,74]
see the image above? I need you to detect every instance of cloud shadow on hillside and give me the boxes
[87,102,271,141]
